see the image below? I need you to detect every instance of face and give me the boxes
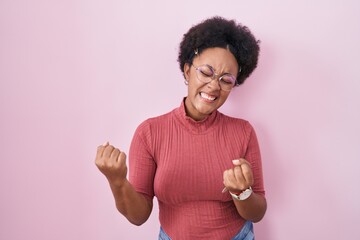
[183,47,239,121]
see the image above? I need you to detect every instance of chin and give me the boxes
[196,106,216,116]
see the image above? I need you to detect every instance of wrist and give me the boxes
[230,187,253,201]
[108,178,128,189]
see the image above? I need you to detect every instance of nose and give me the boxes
[207,77,221,90]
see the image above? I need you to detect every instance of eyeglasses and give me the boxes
[192,64,237,91]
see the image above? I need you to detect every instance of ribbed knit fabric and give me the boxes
[129,99,265,240]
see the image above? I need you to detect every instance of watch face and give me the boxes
[230,187,252,201]
[240,189,252,200]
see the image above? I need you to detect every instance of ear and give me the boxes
[184,63,191,80]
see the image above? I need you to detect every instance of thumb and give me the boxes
[232,158,249,166]
[232,159,242,166]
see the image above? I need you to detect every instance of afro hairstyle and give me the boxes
[178,16,260,85]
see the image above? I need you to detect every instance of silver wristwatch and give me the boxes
[230,187,253,201]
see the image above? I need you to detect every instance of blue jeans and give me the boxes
[158,221,254,240]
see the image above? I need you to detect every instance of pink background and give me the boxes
[1,1,360,239]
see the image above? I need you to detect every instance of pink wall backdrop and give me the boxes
[1,0,360,239]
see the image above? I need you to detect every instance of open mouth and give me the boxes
[200,92,217,101]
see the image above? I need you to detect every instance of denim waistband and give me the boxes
[158,227,171,240]
[232,221,254,240]
[158,221,254,240]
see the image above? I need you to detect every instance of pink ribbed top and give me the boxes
[129,99,265,240]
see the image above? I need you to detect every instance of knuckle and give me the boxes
[95,157,103,165]
[105,144,113,150]
[223,169,231,177]
[239,183,247,190]
[234,166,242,173]
[95,161,104,169]
[242,167,252,176]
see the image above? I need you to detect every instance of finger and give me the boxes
[95,142,109,162]
[118,152,126,165]
[118,151,126,162]
[239,158,251,167]
[223,169,231,186]
[236,158,253,185]
[103,145,115,157]
[223,169,237,189]
[232,158,251,167]
[240,164,254,186]
[232,159,242,166]
[95,142,109,164]
[97,141,109,150]
[233,165,244,181]
[233,166,248,190]
[110,148,120,163]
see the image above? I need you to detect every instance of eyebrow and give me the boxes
[200,64,235,76]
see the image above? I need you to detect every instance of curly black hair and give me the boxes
[178,16,260,85]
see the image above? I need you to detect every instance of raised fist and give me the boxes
[223,158,254,193]
[95,142,128,187]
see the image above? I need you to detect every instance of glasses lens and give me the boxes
[194,65,236,91]
[219,75,236,91]
[196,65,214,83]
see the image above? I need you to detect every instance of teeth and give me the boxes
[200,92,216,101]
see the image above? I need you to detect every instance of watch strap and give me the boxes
[230,187,253,201]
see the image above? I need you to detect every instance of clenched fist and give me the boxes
[223,158,254,193]
[95,142,128,187]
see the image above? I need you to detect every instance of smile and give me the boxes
[200,92,217,101]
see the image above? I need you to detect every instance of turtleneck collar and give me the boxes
[173,98,220,134]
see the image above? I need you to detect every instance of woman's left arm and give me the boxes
[223,122,267,222]
[232,188,267,222]
[223,158,267,222]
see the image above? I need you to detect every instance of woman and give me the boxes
[95,16,267,240]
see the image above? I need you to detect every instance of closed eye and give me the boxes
[199,69,213,77]
[220,75,236,85]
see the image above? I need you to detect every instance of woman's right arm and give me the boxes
[95,142,153,226]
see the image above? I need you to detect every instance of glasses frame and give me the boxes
[191,64,238,92]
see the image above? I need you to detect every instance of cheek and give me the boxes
[219,92,231,102]
[188,80,203,94]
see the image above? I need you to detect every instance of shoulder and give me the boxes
[217,112,256,136]
[218,112,252,127]
[135,109,175,135]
